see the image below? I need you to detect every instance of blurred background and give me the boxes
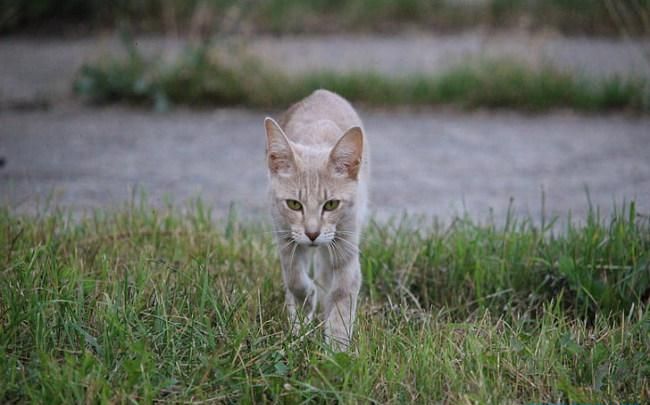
[1,0,649,222]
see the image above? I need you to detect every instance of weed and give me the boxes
[74,44,650,113]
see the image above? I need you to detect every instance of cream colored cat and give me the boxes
[264,89,369,350]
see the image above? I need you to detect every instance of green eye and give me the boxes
[286,199,302,211]
[323,200,340,211]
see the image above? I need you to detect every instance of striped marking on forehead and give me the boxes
[297,169,328,202]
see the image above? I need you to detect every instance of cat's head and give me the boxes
[264,117,363,247]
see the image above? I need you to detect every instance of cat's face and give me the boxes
[265,118,363,247]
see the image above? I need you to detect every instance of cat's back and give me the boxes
[279,90,362,146]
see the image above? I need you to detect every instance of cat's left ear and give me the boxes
[265,117,297,177]
[328,126,364,180]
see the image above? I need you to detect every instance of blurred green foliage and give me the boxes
[74,40,650,112]
[2,0,649,35]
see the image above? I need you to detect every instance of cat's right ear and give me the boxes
[264,117,296,177]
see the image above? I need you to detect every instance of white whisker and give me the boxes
[326,242,335,266]
[288,241,298,272]
[336,236,361,255]
[334,243,353,261]
[331,239,345,265]
[279,238,295,252]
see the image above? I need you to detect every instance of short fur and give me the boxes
[264,89,369,350]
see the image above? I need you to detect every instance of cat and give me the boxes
[264,89,369,350]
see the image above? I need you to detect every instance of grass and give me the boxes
[3,0,650,36]
[1,200,649,403]
[74,43,650,113]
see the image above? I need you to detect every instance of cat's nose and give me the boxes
[305,231,320,241]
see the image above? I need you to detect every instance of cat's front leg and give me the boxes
[324,257,361,351]
[280,247,317,333]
